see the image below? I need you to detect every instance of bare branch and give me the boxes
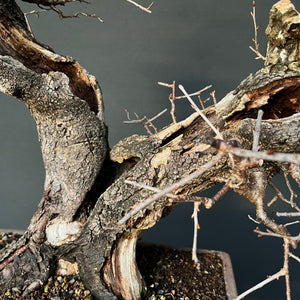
[25,0,104,22]
[119,152,225,224]
[125,0,153,14]
[235,239,291,299]
[158,81,177,123]
[249,1,266,60]
[210,90,217,106]
[248,214,260,224]
[268,180,300,211]
[146,109,168,124]
[284,172,298,208]
[254,229,287,239]
[277,212,300,217]
[283,239,291,300]
[124,109,167,135]
[284,220,300,227]
[47,5,104,22]
[289,252,300,263]
[191,202,201,268]
[213,140,300,165]
[234,269,284,300]
[178,85,223,139]
[252,109,263,151]
[175,85,212,100]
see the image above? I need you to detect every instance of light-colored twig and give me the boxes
[249,1,266,60]
[198,95,205,110]
[254,229,287,239]
[191,202,201,268]
[284,220,300,227]
[252,109,264,151]
[124,180,175,199]
[289,252,300,263]
[267,195,278,207]
[277,212,300,217]
[25,9,47,17]
[268,180,300,211]
[236,239,291,299]
[158,81,177,123]
[283,238,291,300]
[214,140,300,165]
[125,0,153,14]
[248,214,260,224]
[146,109,168,124]
[124,179,228,209]
[175,85,212,100]
[124,109,167,135]
[284,172,297,208]
[234,269,284,300]
[119,152,225,224]
[178,85,222,139]
[210,90,217,106]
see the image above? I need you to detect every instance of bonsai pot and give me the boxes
[136,243,237,299]
[0,230,237,299]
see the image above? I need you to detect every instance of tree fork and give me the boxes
[0,0,299,299]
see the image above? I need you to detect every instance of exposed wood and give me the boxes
[0,0,299,299]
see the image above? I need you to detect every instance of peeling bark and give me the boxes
[0,0,299,299]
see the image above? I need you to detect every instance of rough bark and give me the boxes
[0,0,299,299]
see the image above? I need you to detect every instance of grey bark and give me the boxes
[0,0,299,299]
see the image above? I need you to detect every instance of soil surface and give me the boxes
[0,232,227,299]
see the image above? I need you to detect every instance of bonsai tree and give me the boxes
[0,0,299,299]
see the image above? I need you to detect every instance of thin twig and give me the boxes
[254,229,287,239]
[158,81,177,123]
[125,179,230,210]
[283,238,291,300]
[213,139,300,165]
[267,195,278,207]
[284,172,297,208]
[289,252,300,263]
[284,220,300,227]
[234,269,284,300]
[124,109,166,135]
[169,81,176,123]
[248,214,260,224]
[268,180,300,211]
[175,85,212,100]
[25,9,47,17]
[178,85,222,139]
[0,244,30,271]
[119,152,225,224]
[277,212,300,217]
[125,0,153,14]
[210,90,217,106]
[197,95,205,110]
[249,1,266,60]
[191,202,201,268]
[146,108,168,124]
[45,4,104,22]
[124,180,176,199]
[252,109,263,151]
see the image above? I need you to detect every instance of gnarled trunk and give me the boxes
[0,0,299,299]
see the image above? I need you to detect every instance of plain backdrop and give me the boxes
[0,0,299,299]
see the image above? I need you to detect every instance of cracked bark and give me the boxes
[0,0,299,299]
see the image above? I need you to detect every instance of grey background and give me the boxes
[0,0,299,299]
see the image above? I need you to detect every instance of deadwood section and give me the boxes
[0,0,299,299]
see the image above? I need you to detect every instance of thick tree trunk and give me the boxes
[0,0,299,299]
